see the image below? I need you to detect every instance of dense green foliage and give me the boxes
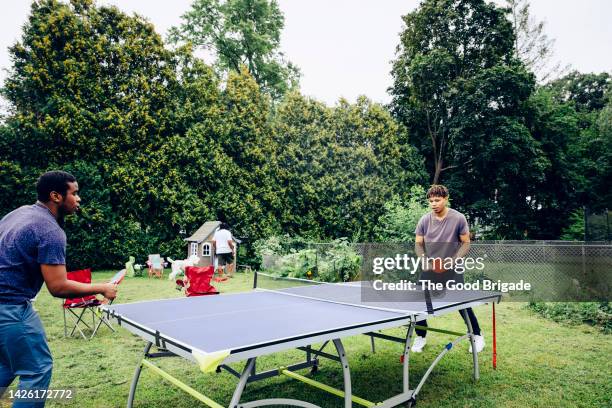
[254,236,361,282]
[0,0,424,269]
[0,0,609,271]
[546,71,611,113]
[545,72,612,212]
[373,185,429,242]
[0,0,281,268]
[272,93,426,240]
[389,0,610,239]
[560,209,586,241]
[528,301,611,334]
[169,0,299,100]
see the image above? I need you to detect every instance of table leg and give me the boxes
[229,358,256,407]
[403,321,415,394]
[461,308,479,381]
[332,339,352,408]
[127,342,152,408]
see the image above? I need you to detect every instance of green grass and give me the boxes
[2,270,611,408]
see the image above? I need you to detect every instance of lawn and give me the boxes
[2,270,610,408]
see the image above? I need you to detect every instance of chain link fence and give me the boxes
[260,241,611,302]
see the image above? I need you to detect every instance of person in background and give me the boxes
[0,171,117,407]
[212,222,235,278]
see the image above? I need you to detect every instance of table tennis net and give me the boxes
[253,272,460,315]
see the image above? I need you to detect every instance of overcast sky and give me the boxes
[1,0,611,112]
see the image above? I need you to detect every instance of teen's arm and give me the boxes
[415,234,425,257]
[453,233,471,260]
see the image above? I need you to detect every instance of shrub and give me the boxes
[528,301,611,334]
[254,236,361,282]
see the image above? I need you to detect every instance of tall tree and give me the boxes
[506,0,567,82]
[546,71,611,113]
[218,66,282,240]
[271,91,333,237]
[2,0,178,167]
[169,0,299,100]
[390,0,522,184]
[522,89,583,238]
[591,95,612,210]
[389,0,550,238]
[0,0,230,266]
[545,72,612,213]
[273,92,426,239]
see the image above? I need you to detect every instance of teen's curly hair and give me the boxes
[426,184,449,198]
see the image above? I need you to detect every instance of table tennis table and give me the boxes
[101,273,501,407]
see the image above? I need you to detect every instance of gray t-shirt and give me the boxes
[0,203,66,304]
[415,208,469,258]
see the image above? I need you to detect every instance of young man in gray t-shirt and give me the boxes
[412,184,484,353]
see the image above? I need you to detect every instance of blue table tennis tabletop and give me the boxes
[101,276,501,408]
[103,281,499,359]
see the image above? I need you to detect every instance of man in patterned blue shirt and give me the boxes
[0,171,117,407]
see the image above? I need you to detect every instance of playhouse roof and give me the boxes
[185,221,220,243]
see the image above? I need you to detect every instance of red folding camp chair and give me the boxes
[62,268,124,339]
[176,266,219,297]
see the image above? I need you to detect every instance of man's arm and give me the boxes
[228,240,235,251]
[41,264,117,300]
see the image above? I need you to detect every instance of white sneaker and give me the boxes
[469,334,485,353]
[411,336,427,353]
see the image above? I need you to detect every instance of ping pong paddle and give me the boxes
[430,258,447,274]
[109,269,126,285]
[100,269,125,305]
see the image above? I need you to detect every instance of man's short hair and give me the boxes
[426,184,449,199]
[36,171,77,202]
[219,222,231,230]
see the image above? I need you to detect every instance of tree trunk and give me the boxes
[433,159,442,184]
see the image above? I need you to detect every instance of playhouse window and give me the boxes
[202,243,211,257]
[190,243,198,256]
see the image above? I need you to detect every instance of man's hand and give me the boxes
[101,283,118,301]
[42,264,119,299]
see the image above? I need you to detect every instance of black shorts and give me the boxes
[217,253,233,266]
